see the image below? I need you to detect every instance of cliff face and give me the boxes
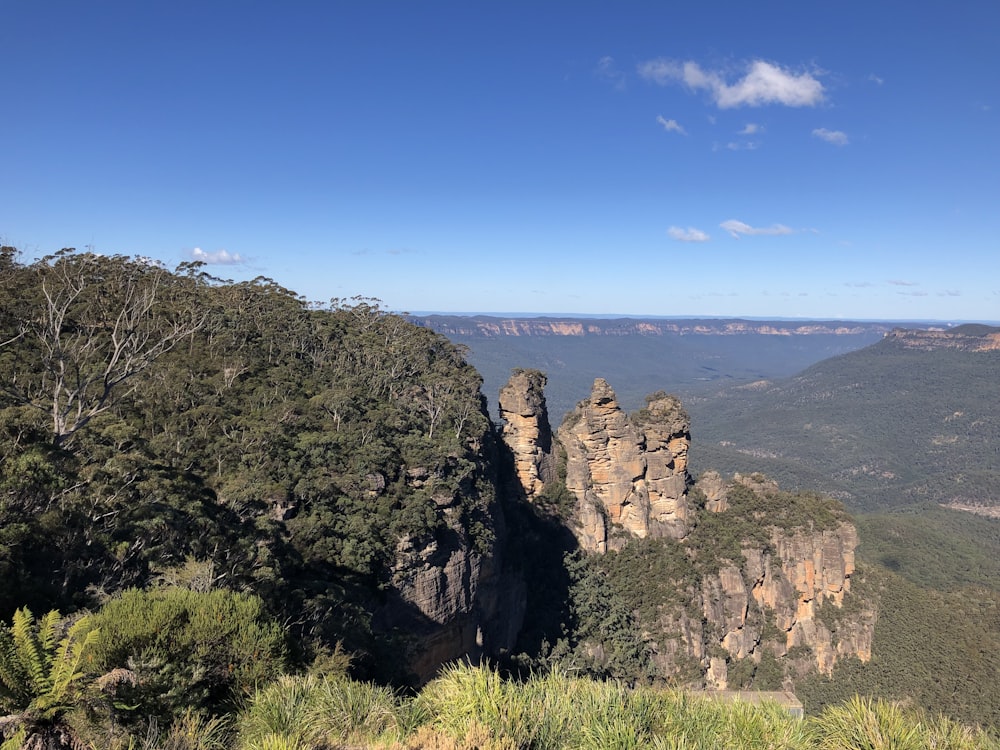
[374,433,525,684]
[499,374,873,687]
[557,379,691,552]
[641,477,872,688]
[884,326,1000,351]
[498,369,556,500]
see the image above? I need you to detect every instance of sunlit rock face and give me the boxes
[498,369,556,500]
[497,373,873,687]
[557,379,691,552]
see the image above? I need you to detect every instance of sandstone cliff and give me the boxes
[557,379,691,552]
[498,369,556,499]
[499,375,874,689]
[414,315,897,338]
[372,433,525,683]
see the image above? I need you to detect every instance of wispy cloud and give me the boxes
[868,73,884,85]
[845,281,876,288]
[668,226,710,242]
[595,55,626,90]
[813,127,849,145]
[656,115,686,134]
[720,220,794,238]
[888,279,919,286]
[939,290,962,297]
[739,123,762,135]
[638,58,824,108]
[898,290,929,297]
[190,247,245,265]
[720,141,759,151]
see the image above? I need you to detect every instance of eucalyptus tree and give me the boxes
[0,249,206,448]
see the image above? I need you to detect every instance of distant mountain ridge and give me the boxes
[409,315,931,422]
[885,325,1000,351]
[411,315,907,338]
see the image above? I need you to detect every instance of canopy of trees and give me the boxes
[0,247,494,681]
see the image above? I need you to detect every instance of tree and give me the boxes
[0,250,206,447]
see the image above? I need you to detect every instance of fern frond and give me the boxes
[11,609,52,695]
[0,626,32,710]
[35,611,60,663]
[45,624,98,714]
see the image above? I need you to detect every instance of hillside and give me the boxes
[0,248,521,685]
[411,314,895,420]
[686,327,1000,515]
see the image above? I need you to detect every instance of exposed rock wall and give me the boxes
[645,520,872,688]
[498,369,556,499]
[557,379,691,551]
[374,435,525,683]
[498,374,873,688]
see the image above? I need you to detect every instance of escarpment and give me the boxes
[499,373,874,688]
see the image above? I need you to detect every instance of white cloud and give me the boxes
[813,127,849,145]
[739,123,762,135]
[888,279,919,287]
[638,58,824,108]
[868,73,884,85]
[720,220,794,238]
[668,226,710,242]
[656,115,686,135]
[190,247,245,265]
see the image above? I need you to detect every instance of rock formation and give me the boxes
[557,379,691,552]
[374,431,525,684]
[498,374,874,689]
[498,369,556,499]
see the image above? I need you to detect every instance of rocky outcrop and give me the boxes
[557,379,691,551]
[498,374,873,688]
[642,519,872,689]
[498,369,556,499]
[374,438,525,684]
[885,325,1000,351]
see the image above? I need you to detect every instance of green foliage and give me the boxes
[0,608,108,750]
[237,673,402,750]
[856,504,1000,592]
[542,552,655,682]
[0,248,500,679]
[88,587,287,720]
[688,334,1000,514]
[317,663,996,750]
[797,567,1000,730]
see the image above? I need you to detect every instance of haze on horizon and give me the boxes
[2,2,998,322]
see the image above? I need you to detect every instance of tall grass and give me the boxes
[229,664,998,750]
[237,673,404,750]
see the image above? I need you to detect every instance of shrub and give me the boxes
[89,587,288,721]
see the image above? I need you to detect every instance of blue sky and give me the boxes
[2,2,998,321]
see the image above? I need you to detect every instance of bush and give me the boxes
[89,587,288,720]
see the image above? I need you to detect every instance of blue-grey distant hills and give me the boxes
[408,314,919,421]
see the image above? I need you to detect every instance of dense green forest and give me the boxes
[2,248,998,748]
[0,247,497,679]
